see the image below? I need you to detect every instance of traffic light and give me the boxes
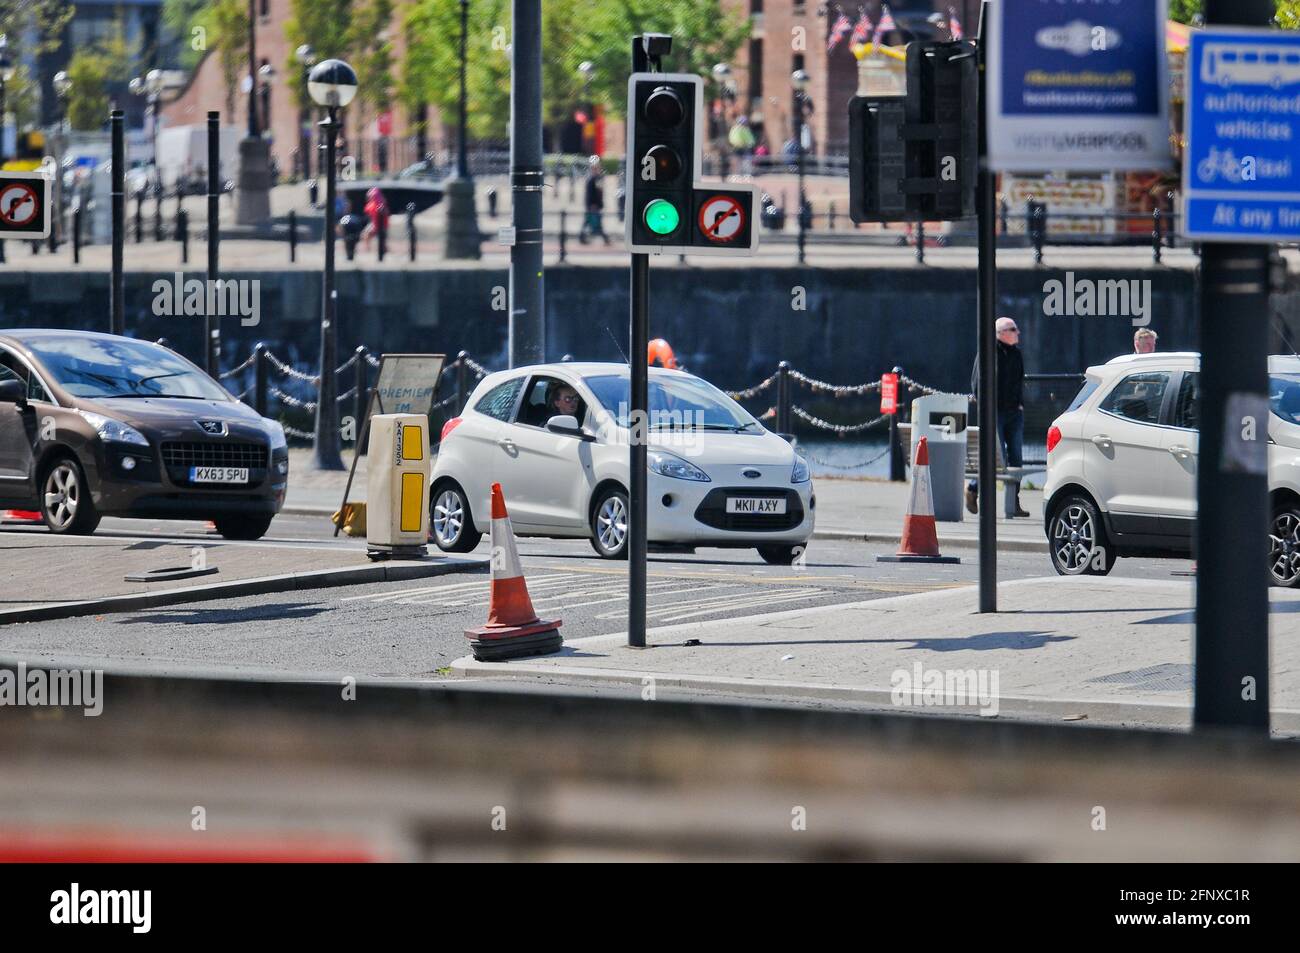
[848,41,976,224]
[625,72,758,256]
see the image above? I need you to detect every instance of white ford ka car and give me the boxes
[430,363,815,563]
[1043,352,1300,586]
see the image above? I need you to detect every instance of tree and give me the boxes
[1168,0,1202,25]
[0,0,73,128]
[345,0,395,133]
[567,0,749,121]
[402,0,511,141]
[64,18,139,131]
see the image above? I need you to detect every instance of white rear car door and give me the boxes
[1083,370,1176,535]
[451,376,523,525]
[1161,370,1199,534]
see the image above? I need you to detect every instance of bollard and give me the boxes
[72,205,82,264]
[1027,199,1046,265]
[889,365,906,482]
[1152,206,1162,265]
[915,219,926,265]
[377,218,387,262]
[354,346,369,456]
[828,201,836,230]
[999,197,1009,235]
[487,187,498,217]
[1165,192,1177,249]
[407,203,417,261]
[176,208,189,264]
[288,209,297,263]
[154,186,164,242]
[135,192,144,243]
[253,343,269,417]
[308,178,319,207]
[776,361,791,436]
[559,209,567,263]
[455,350,469,413]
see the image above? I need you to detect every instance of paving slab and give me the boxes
[0,525,482,623]
[452,576,1300,729]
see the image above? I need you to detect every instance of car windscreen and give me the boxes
[21,335,231,401]
[1271,374,1300,424]
[584,374,760,431]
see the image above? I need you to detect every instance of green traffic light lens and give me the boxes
[643,199,680,236]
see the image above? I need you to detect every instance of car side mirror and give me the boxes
[0,379,27,408]
[546,414,594,441]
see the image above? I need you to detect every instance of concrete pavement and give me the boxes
[452,575,1300,733]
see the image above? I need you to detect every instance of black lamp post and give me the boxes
[52,70,72,246]
[259,63,275,138]
[308,58,358,471]
[295,45,317,178]
[235,0,271,224]
[443,0,481,258]
[791,68,810,265]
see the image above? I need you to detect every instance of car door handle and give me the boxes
[497,438,515,449]
[1091,435,1113,450]
[1168,444,1193,458]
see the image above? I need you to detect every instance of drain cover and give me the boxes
[1087,662,1191,692]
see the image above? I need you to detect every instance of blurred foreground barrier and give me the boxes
[2,672,1300,861]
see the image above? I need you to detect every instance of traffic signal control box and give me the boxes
[849,41,977,224]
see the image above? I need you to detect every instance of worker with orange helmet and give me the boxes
[647,338,678,369]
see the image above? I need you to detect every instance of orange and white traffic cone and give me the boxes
[877,437,960,564]
[464,483,563,661]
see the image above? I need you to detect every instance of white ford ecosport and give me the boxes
[1042,352,1300,586]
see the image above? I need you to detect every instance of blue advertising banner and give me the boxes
[988,0,1171,171]
[1183,27,1300,243]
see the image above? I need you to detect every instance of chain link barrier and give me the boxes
[790,405,890,434]
[800,444,893,471]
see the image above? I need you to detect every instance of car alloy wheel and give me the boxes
[595,493,628,556]
[433,488,465,547]
[1051,502,1098,574]
[43,461,81,531]
[1269,508,1300,587]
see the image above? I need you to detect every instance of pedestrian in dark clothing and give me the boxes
[966,316,1029,517]
[579,157,610,246]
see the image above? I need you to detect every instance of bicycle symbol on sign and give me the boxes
[1197,146,1248,184]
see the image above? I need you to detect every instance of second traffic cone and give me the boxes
[464,483,563,661]
[877,437,960,564]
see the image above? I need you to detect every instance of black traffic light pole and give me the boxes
[628,34,657,651]
[1195,0,1274,734]
[976,3,997,612]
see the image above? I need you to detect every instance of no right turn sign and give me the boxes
[0,172,50,239]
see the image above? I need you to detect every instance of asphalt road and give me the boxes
[0,511,1191,683]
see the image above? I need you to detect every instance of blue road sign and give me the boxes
[1184,28,1300,242]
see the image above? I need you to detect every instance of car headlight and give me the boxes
[266,419,287,452]
[648,450,710,482]
[791,455,810,484]
[79,411,150,447]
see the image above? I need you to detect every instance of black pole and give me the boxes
[1195,0,1274,734]
[135,191,143,243]
[254,342,268,417]
[455,350,469,413]
[247,0,259,138]
[206,111,221,377]
[457,0,470,179]
[628,34,654,651]
[314,106,344,470]
[110,110,125,336]
[889,365,906,482]
[288,208,297,262]
[353,346,368,451]
[776,361,791,435]
[176,208,189,264]
[508,0,545,366]
[72,203,81,264]
[407,202,417,261]
[976,2,996,613]
[794,90,806,265]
